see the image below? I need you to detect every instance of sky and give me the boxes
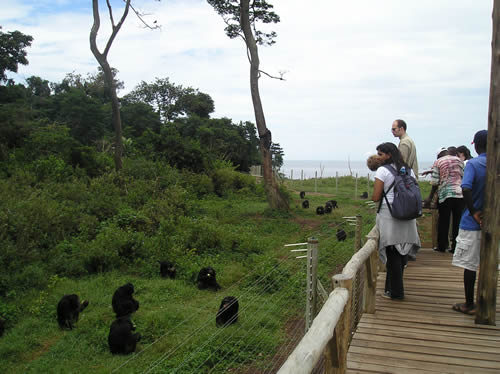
[0,0,494,162]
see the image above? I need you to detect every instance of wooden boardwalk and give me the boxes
[347,248,500,374]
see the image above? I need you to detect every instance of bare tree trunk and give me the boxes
[90,0,130,171]
[475,0,500,326]
[240,0,288,210]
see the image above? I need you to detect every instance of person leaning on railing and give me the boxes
[371,142,421,301]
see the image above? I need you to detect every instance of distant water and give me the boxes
[280,160,434,180]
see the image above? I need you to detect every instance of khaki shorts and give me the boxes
[452,229,481,271]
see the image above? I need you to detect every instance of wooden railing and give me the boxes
[277,225,380,374]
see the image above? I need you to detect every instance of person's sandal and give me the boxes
[452,302,476,315]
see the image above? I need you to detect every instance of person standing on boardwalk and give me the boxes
[391,119,419,177]
[451,130,487,315]
[424,147,465,253]
[372,142,421,300]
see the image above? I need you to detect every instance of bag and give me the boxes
[377,165,422,220]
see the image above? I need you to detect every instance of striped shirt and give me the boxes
[430,155,464,203]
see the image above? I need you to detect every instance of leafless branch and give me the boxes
[128,1,161,30]
[106,0,115,26]
[259,69,286,81]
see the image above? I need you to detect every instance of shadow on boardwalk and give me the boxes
[348,248,500,374]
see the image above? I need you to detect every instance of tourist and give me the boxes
[452,130,487,315]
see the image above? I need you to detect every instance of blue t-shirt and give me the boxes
[459,153,486,231]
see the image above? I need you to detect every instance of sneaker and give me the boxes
[382,291,391,299]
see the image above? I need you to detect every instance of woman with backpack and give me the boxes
[372,142,421,300]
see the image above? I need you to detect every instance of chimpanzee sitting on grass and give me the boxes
[197,267,221,291]
[336,229,347,242]
[158,260,176,279]
[108,316,141,355]
[112,283,139,318]
[57,294,89,330]
[216,296,239,327]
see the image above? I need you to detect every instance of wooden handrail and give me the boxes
[277,225,380,374]
[276,288,349,374]
[341,225,379,277]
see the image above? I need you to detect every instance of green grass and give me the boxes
[0,177,422,373]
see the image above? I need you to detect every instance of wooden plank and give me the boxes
[348,352,500,374]
[349,346,500,370]
[352,332,500,353]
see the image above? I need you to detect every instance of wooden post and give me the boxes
[324,274,352,374]
[291,169,293,180]
[354,173,358,199]
[476,0,500,326]
[431,209,438,249]
[336,172,338,195]
[355,215,362,251]
[364,249,378,314]
[306,237,319,332]
[367,173,370,192]
[315,171,318,193]
[301,169,304,180]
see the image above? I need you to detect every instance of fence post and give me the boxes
[432,209,438,249]
[364,248,378,314]
[314,171,318,193]
[291,169,293,180]
[301,169,304,181]
[367,173,370,192]
[354,173,358,199]
[324,274,352,374]
[305,237,318,332]
[355,215,362,251]
[336,172,338,195]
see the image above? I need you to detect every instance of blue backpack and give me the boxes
[377,165,422,220]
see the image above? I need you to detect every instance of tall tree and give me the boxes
[0,27,33,82]
[125,77,214,121]
[89,0,131,170]
[207,0,288,209]
[475,0,500,326]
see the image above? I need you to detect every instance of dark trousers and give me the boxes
[437,197,465,252]
[385,246,406,299]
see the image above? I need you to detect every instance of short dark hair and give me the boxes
[456,145,472,160]
[447,146,458,156]
[395,119,407,131]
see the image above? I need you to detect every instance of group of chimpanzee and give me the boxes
[55,263,239,355]
[299,191,338,215]
[299,192,347,242]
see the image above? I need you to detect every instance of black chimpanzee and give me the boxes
[324,204,332,214]
[197,267,221,291]
[112,283,139,318]
[336,229,347,242]
[360,192,368,199]
[158,261,176,279]
[108,316,141,355]
[57,294,89,330]
[299,191,306,199]
[327,200,338,209]
[302,200,309,209]
[316,206,325,215]
[0,318,5,337]
[216,296,239,327]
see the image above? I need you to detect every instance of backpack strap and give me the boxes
[376,165,397,214]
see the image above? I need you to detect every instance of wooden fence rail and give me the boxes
[278,225,380,374]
